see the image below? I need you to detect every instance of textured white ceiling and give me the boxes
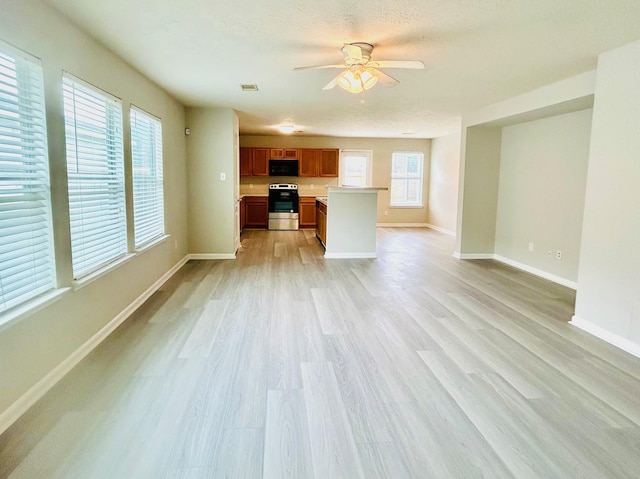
[44,0,640,138]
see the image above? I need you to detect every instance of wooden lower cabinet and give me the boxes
[316,200,327,247]
[244,196,268,228]
[299,197,317,228]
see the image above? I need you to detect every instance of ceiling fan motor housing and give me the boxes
[343,42,374,65]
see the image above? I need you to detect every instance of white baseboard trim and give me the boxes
[0,255,189,436]
[188,253,236,260]
[570,316,640,359]
[454,253,495,260]
[324,252,377,259]
[493,255,577,290]
[452,252,577,289]
[425,224,456,237]
[376,223,429,228]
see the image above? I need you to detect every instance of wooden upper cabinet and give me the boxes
[299,149,319,177]
[269,148,284,158]
[252,148,269,176]
[283,148,299,159]
[319,149,339,177]
[240,147,252,177]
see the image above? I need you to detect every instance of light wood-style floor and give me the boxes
[2,228,640,478]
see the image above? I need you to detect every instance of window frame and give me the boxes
[130,105,165,249]
[389,151,425,208]
[0,41,57,317]
[339,149,373,187]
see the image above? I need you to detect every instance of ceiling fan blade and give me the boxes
[322,76,340,90]
[368,60,424,69]
[342,44,362,61]
[370,68,399,86]
[294,64,346,70]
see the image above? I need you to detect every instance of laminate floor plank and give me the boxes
[301,361,365,479]
[263,389,314,479]
[2,228,640,479]
[209,427,264,479]
[418,350,609,479]
[356,442,411,479]
[323,334,394,443]
[178,300,229,359]
[184,273,223,309]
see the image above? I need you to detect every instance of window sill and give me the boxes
[389,204,424,209]
[72,253,136,291]
[0,288,71,333]
[135,234,170,255]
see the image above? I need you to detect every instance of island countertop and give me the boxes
[327,186,388,193]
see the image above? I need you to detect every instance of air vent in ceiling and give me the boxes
[241,84,259,91]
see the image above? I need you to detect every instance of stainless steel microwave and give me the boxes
[268,159,298,176]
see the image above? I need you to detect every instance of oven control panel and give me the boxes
[269,183,298,190]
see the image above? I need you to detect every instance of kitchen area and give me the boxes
[239,146,384,257]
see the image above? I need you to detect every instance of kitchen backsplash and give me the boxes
[239,176,339,196]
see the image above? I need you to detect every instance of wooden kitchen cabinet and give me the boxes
[319,149,339,177]
[240,147,269,176]
[299,149,319,177]
[299,197,317,228]
[244,196,268,228]
[269,148,284,158]
[316,200,327,247]
[283,148,299,158]
[252,148,269,176]
[240,148,253,177]
[269,147,298,159]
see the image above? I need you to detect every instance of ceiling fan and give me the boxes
[294,42,424,93]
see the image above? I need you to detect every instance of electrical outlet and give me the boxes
[384,210,389,216]
[220,172,226,181]
[310,184,315,189]
[556,250,562,260]
[528,242,535,252]
[249,183,253,189]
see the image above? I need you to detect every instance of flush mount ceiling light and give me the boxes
[278,124,295,134]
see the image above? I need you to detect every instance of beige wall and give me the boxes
[456,126,502,255]
[495,109,592,282]
[240,135,431,224]
[428,133,461,234]
[575,39,640,346]
[0,1,188,420]
[186,108,239,256]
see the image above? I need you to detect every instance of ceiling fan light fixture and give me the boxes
[335,66,379,94]
[361,69,378,90]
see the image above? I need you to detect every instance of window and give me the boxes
[0,44,55,313]
[340,150,372,187]
[390,151,424,207]
[130,106,164,248]
[63,73,126,279]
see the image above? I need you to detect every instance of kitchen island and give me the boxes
[317,186,387,258]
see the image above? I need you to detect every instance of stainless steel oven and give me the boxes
[268,183,299,230]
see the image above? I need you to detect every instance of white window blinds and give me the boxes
[0,46,55,312]
[63,73,126,279]
[130,106,164,248]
